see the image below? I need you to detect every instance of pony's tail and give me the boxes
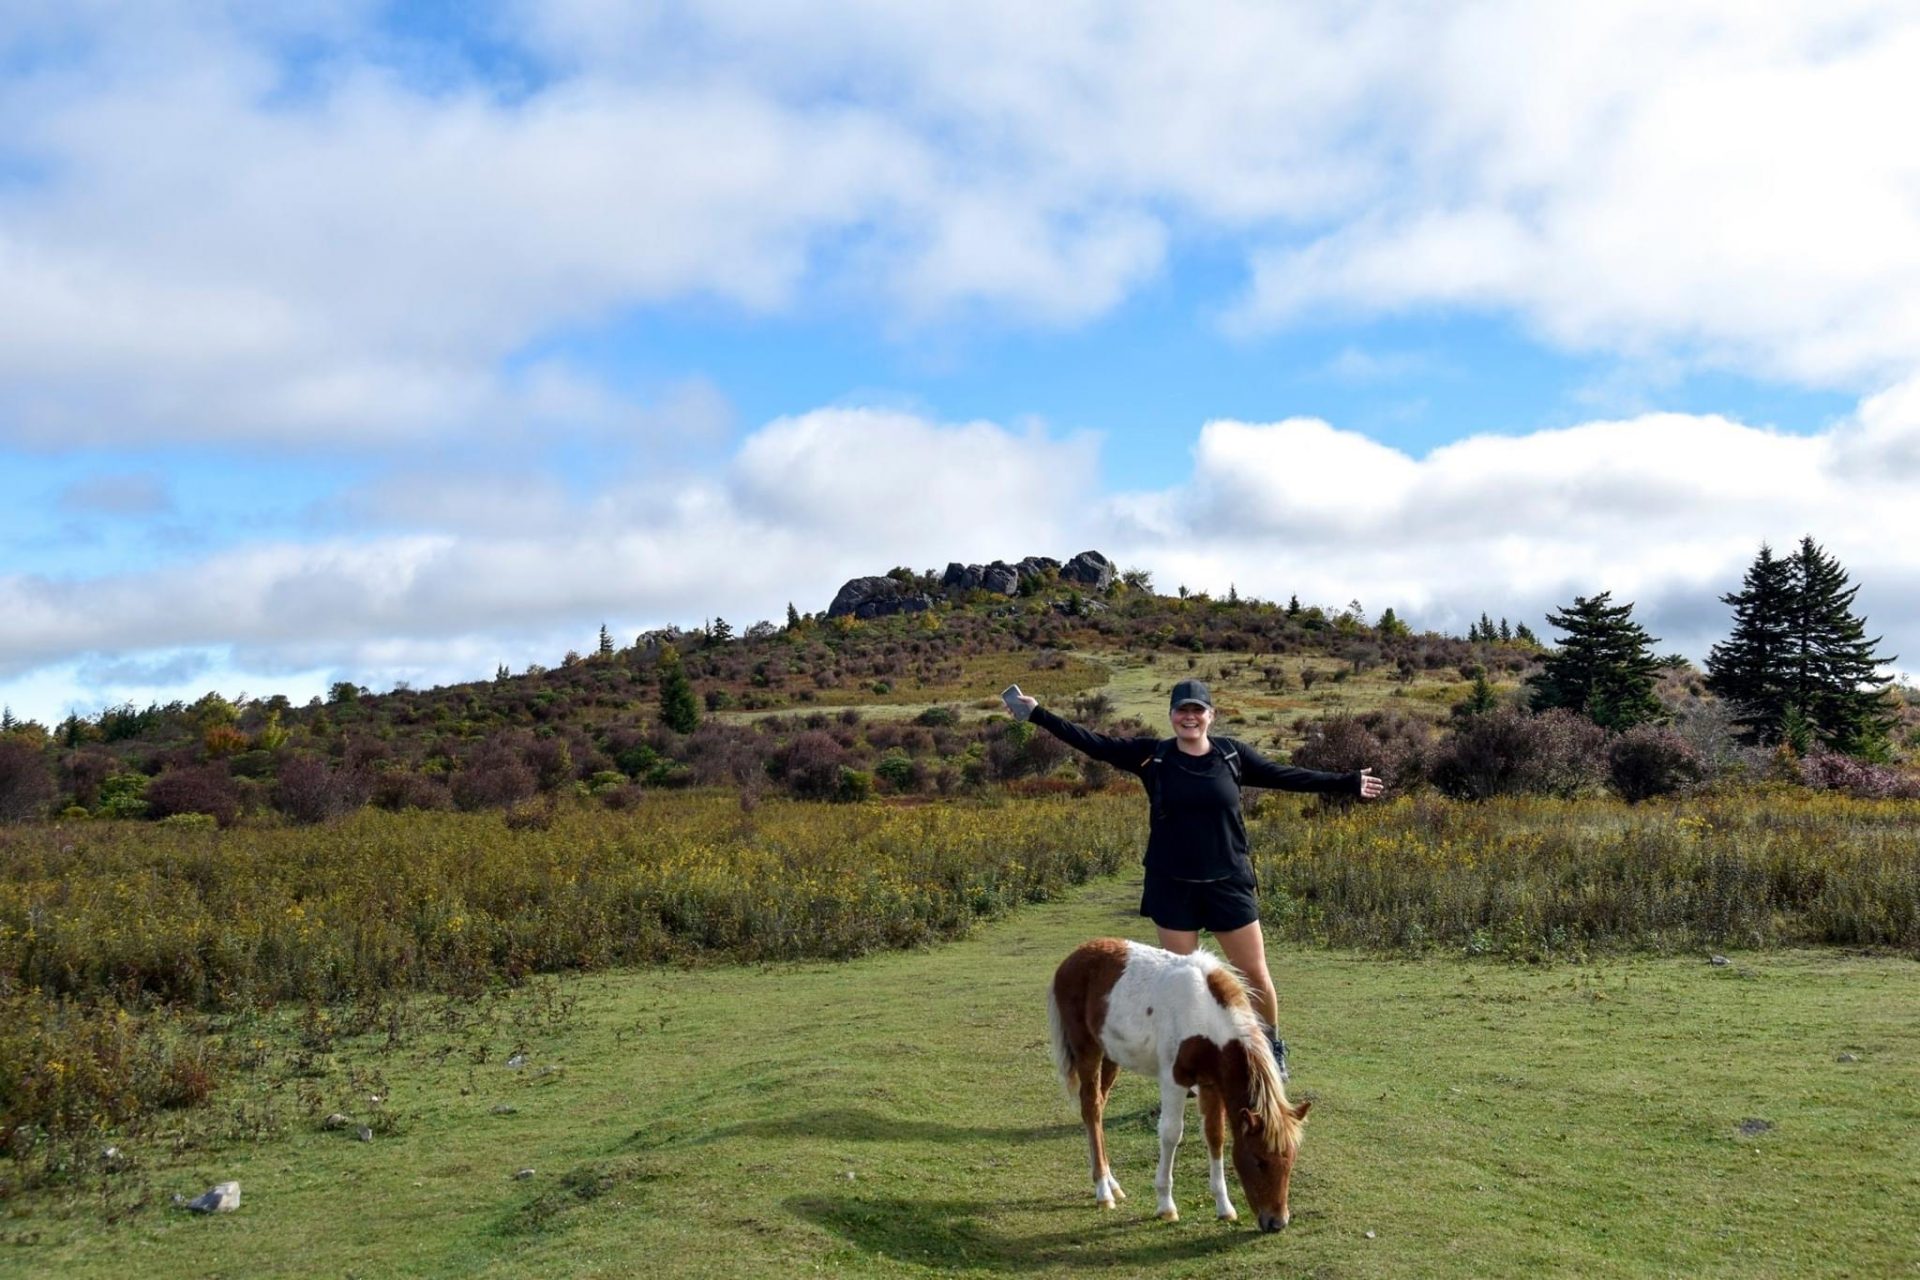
[1046,982,1078,1103]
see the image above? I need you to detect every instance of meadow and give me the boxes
[3,874,1916,1279]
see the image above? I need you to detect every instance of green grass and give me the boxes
[8,876,1917,1278]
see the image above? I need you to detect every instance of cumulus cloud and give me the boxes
[0,409,1096,700]
[1099,395,1920,665]
[8,3,1919,452]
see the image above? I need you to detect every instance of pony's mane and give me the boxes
[1201,957,1304,1154]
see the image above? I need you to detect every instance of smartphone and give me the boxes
[1001,684,1032,720]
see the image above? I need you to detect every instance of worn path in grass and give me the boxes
[12,875,1920,1279]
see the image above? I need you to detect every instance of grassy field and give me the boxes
[7,873,1916,1279]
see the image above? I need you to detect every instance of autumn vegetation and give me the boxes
[1,547,1916,1205]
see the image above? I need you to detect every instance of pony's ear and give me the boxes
[1294,1099,1312,1122]
[1239,1107,1265,1135]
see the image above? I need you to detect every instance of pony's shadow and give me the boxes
[664,1106,1082,1149]
[787,1193,1249,1272]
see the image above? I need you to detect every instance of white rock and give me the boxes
[514,1168,535,1180]
[505,1053,529,1069]
[186,1181,242,1213]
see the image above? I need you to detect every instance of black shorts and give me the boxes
[1139,869,1260,934]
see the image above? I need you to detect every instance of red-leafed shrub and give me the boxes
[145,765,241,828]
[1607,725,1705,802]
[0,740,54,822]
[274,754,372,823]
[1431,708,1606,800]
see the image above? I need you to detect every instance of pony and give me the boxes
[1047,937,1309,1231]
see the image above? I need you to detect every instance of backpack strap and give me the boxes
[1142,737,1241,822]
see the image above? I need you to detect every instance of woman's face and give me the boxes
[1170,701,1213,741]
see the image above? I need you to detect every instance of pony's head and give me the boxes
[1210,967,1310,1231]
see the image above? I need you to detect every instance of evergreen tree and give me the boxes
[786,602,800,630]
[1705,543,1796,742]
[1514,622,1540,647]
[1707,538,1895,754]
[1286,594,1301,617]
[597,624,614,658]
[1499,618,1512,643]
[1528,591,1663,730]
[656,644,700,734]
[709,616,733,644]
[1787,537,1896,754]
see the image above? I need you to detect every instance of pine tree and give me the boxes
[709,617,733,644]
[1705,543,1796,743]
[785,602,800,630]
[597,624,614,658]
[1499,618,1512,643]
[1787,537,1896,754]
[656,644,700,734]
[1707,538,1895,754]
[1287,594,1301,617]
[1528,591,1663,730]
[1514,622,1540,647]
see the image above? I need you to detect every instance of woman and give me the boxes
[1012,678,1384,1077]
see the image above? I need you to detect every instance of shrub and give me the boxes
[145,766,241,828]
[367,769,453,812]
[914,706,959,727]
[776,731,851,800]
[1800,751,1920,799]
[451,755,539,812]
[275,755,373,822]
[1292,710,1433,794]
[985,720,1070,781]
[0,739,54,822]
[1430,707,1606,800]
[1607,725,1706,802]
[95,772,150,819]
[874,750,917,792]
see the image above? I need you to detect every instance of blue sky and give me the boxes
[3,2,1918,725]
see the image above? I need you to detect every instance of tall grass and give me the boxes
[1255,788,1920,958]
[1,793,1139,1149]
[0,794,1141,1010]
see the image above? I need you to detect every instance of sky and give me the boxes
[4,0,1920,726]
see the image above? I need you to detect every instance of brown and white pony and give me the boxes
[1047,937,1309,1231]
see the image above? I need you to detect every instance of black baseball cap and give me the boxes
[1169,679,1212,710]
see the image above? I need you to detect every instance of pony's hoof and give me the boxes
[1157,1208,1180,1222]
[1111,1185,1128,1201]
[1218,1211,1238,1223]
[1095,1198,1114,1210]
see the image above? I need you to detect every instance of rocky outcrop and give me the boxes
[1060,550,1115,591]
[844,551,1115,616]
[826,576,935,619]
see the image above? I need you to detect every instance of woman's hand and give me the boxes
[1011,692,1039,719]
[1358,767,1386,800]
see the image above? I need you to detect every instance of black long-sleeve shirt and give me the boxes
[1030,705,1361,881]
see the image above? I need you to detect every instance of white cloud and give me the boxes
[9,3,1919,452]
[1099,394,1920,665]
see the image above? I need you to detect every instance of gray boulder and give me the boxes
[827,577,935,620]
[1061,550,1116,591]
[980,562,1020,595]
[942,562,983,591]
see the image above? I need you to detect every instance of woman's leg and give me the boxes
[1155,926,1200,955]
[1212,919,1278,1030]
